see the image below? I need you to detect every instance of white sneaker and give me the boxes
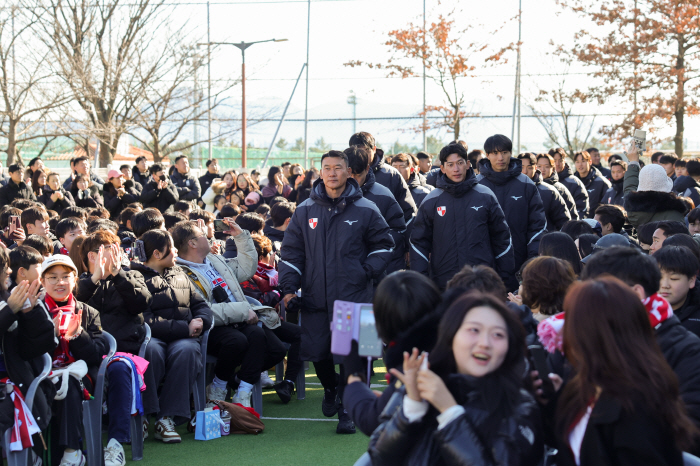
[206,383,227,403]
[59,451,85,466]
[232,389,252,408]
[260,371,274,388]
[154,416,182,444]
[104,439,126,466]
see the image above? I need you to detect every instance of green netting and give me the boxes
[207,147,323,169]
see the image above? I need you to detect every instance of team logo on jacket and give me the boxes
[309,218,318,229]
[437,206,446,216]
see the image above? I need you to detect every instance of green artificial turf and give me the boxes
[121,365,388,466]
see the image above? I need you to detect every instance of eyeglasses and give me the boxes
[44,275,74,285]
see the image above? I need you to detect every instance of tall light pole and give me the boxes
[423,0,427,152]
[202,38,288,168]
[347,91,357,134]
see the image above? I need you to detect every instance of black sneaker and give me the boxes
[322,389,339,417]
[336,408,356,434]
[274,381,294,404]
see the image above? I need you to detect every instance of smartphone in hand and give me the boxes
[528,344,556,400]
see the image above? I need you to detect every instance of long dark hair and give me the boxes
[429,292,526,430]
[556,277,698,450]
[538,232,582,275]
[300,168,319,190]
[32,168,46,197]
[141,229,172,262]
[267,166,285,187]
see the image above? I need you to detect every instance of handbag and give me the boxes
[214,400,265,434]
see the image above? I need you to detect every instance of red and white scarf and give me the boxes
[45,294,78,367]
[1,378,41,451]
[537,293,673,353]
[255,261,278,291]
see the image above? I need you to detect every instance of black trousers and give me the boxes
[269,321,303,382]
[50,377,83,464]
[208,323,286,385]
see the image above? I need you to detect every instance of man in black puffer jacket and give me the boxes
[574,150,611,218]
[132,156,150,187]
[0,164,36,206]
[345,146,407,275]
[518,153,571,232]
[550,148,589,219]
[478,135,546,289]
[411,142,514,289]
[673,159,700,208]
[583,247,700,443]
[349,132,417,229]
[170,155,201,202]
[536,153,579,220]
[76,231,152,354]
[280,150,394,435]
[140,164,180,213]
[602,160,627,206]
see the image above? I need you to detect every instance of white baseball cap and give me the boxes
[41,255,78,277]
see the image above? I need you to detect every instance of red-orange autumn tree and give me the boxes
[345,14,513,140]
[557,0,700,157]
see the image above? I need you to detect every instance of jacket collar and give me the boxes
[611,177,624,193]
[478,157,522,186]
[435,169,478,198]
[576,166,603,186]
[309,177,362,208]
[532,169,543,185]
[557,164,574,180]
[370,148,386,173]
[360,167,376,195]
[543,170,560,185]
[407,172,422,190]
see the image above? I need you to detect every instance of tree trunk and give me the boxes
[5,119,18,166]
[453,105,461,140]
[674,108,684,158]
[152,139,162,163]
[674,35,685,158]
[98,139,112,167]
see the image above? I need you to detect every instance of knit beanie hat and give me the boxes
[638,164,673,193]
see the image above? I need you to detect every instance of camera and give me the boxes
[330,300,382,358]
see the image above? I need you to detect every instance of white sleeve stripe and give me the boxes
[281,260,302,276]
[528,219,547,245]
[496,236,513,259]
[367,248,393,257]
[410,242,429,263]
[405,216,414,227]
[0,302,7,312]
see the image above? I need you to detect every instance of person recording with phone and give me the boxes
[140,163,180,213]
[0,208,25,248]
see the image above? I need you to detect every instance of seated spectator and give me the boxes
[129,229,213,443]
[582,247,700,434]
[39,173,76,215]
[255,203,270,219]
[120,164,143,194]
[637,220,661,252]
[140,163,179,213]
[39,255,111,466]
[56,218,87,254]
[189,209,225,255]
[201,171,233,212]
[103,170,140,220]
[576,233,599,260]
[560,219,597,240]
[233,173,261,211]
[650,221,690,254]
[0,206,25,248]
[262,166,292,205]
[172,220,285,408]
[31,168,47,199]
[88,206,111,219]
[71,174,102,209]
[23,235,53,257]
[676,158,689,178]
[654,245,700,338]
[11,198,37,211]
[198,159,220,201]
[367,292,543,465]
[240,233,302,403]
[553,277,697,464]
[164,212,187,231]
[217,203,240,221]
[21,206,61,252]
[538,231,582,276]
[674,159,700,207]
[265,201,295,252]
[60,206,88,222]
[0,163,36,206]
[87,218,119,235]
[212,194,226,216]
[664,233,700,262]
[117,206,141,250]
[8,245,43,290]
[132,208,165,238]
[224,212,265,259]
[174,201,192,217]
[295,168,319,204]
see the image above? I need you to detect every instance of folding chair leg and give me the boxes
[296,370,306,401]
[130,414,144,461]
[82,400,104,466]
[275,361,284,383]
[251,379,263,417]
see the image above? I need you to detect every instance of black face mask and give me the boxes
[212,285,230,304]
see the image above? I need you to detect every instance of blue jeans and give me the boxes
[107,362,134,443]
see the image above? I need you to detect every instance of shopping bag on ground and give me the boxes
[214,400,265,434]
[194,407,224,440]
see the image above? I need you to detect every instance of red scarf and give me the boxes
[45,294,78,367]
[1,378,41,451]
[643,293,674,328]
[255,261,278,292]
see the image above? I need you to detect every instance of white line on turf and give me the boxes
[261,417,338,422]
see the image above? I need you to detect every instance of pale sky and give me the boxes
[145,0,700,153]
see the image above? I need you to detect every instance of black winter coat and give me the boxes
[279,178,394,315]
[407,172,433,208]
[103,183,140,219]
[424,167,441,188]
[603,178,625,206]
[575,167,611,218]
[623,189,688,228]
[263,223,285,253]
[592,162,612,181]
[674,175,700,207]
[543,171,579,220]
[368,375,543,466]
[655,315,700,429]
[170,170,201,202]
[118,226,136,251]
[130,263,213,343]
[0,180,36,206]
[71,187,102,209]
[675,283,700,339]
[477,158,546,283]
[62,171,105,193]
[370,149,417,227]
[76,268,152,354]
[554,393,682,466]
[38,186,75,215]
[0,299,57,431]
[198,172,219,201]
[132,166,150,187]
[532,170,571,231]
[557,164,590,219]
[410,170,514,289]
[360,169,407,275]
[140,179,179,212]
